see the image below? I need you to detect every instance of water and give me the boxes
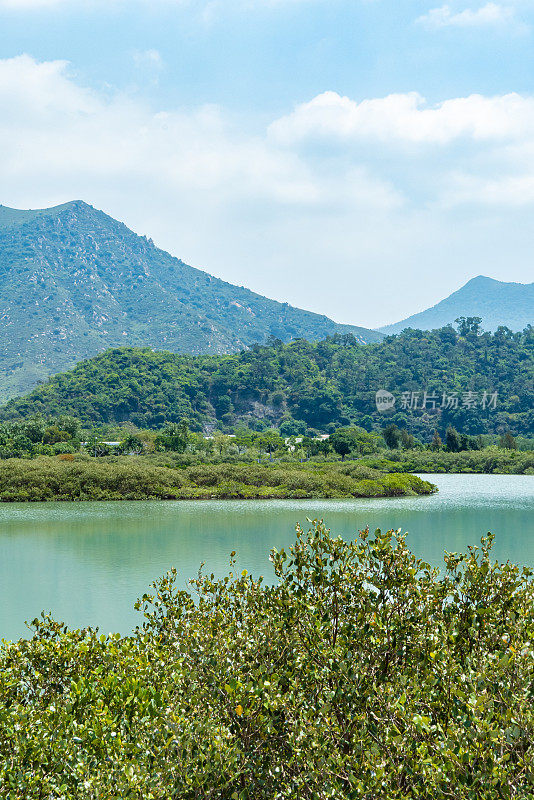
[0,474,532,642]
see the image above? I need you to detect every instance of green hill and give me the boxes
[380,276,533,335]
[2,326,532,437]
[0,201,381,402]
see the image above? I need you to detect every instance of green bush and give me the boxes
[1,523,533,798]
[0,457,185,501]
[362,449,534,475]
[0,457,436,502]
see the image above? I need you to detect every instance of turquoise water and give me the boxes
[0,474,532,642]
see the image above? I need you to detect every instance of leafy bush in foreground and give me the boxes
[1,524,533,798]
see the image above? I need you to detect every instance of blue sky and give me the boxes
[0,0,533,327]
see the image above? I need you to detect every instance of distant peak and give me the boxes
[0,200,94,230]
[464,275,494,285]
[58,200,83,209]
[461,275,529,290]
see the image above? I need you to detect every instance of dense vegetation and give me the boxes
[2,523,533,798]
[362,448,534,475]
[0,457,435,502]
[2,323,532,436]
[0,413,530,486]
[0,201,379,401]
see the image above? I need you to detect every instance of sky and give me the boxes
[0,0,533,328]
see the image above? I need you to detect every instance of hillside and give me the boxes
[380,276,533,335]
[0,201,381,402]
[2,327,532,437]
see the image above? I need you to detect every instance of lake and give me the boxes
[0,473,532,642]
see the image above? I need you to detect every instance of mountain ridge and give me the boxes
[379,276,533,335]
[0,200,382,402]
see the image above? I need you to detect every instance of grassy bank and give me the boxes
[0,456,436,502]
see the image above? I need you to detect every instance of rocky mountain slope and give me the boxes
[0,201,382,402]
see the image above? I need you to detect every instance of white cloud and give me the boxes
[417,3,516,29]
[1,54,533,328]
[132,49,164,82]
[269,89,534,145]
[443,172,534,205]
[0,55,404,208]
[133,49,163,68]
[0,0,71,6]
[0,54,97,115]
[0,0,314,8]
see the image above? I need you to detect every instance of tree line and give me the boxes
[0,322,531,438]
[0,415,529,462]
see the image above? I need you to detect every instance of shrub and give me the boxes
[1,524,533,797]
[0,458,436,502]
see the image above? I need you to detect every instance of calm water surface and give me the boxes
[0,474,532,641]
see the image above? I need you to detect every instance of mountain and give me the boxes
[2,327,532,436]
[0,201,382,402]
[380,276,533,335]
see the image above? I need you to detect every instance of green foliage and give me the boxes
[331,426,383,460]
[499,431,518,450]
[431,429,442,450]
[0,416,81,458]
[0,457,186,502]
[2,523,534,797]
[0,457,435,502]
[456,315,483,337]
[362,448,534,475]
[445,425,461,452]
[154,420,190,453]
[383,423,401,449]
[2,324,532,436]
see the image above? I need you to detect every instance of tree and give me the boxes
[42,425,70,445]
[445,425,461,452]
[119,434,145,455]
[455,316,482,337]
[256,430,284,460]
[330,429,352,460]
[400,429,416,449]
[431,429,442,451]
[279,418,306,437]
[382,423,401,449]
[499,430,517,450]
[156,419,190,452]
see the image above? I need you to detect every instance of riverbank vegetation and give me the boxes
[0,457,435,502]
[362,449,534,475]
[0,414,531,475]
[1,523,533,797]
